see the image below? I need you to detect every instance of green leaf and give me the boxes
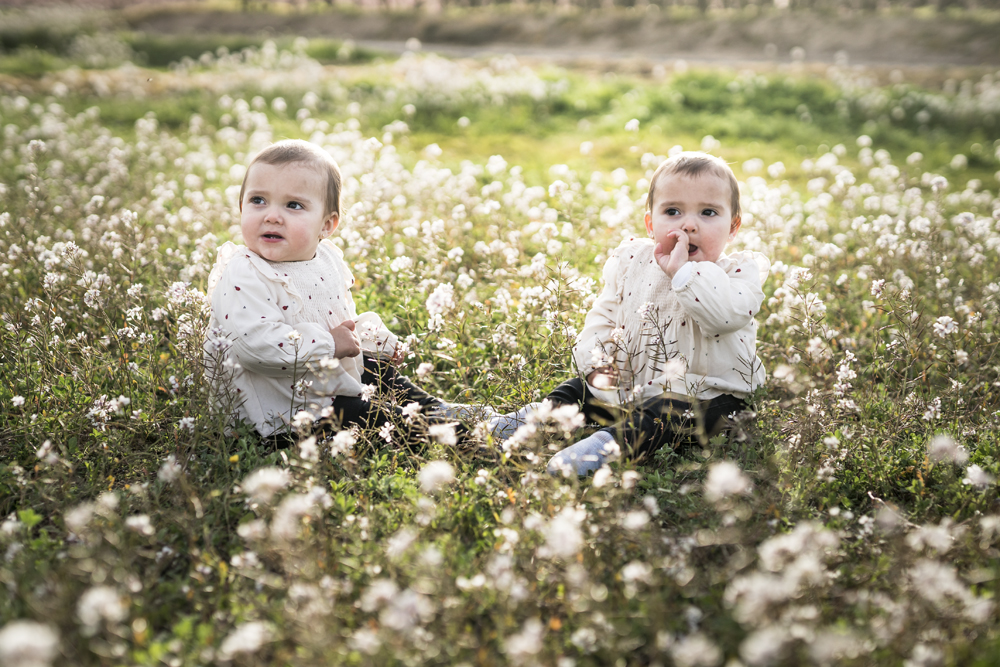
[18,508,42,529]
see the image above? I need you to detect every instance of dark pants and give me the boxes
[268,356,445,448]
[545,377,746,461]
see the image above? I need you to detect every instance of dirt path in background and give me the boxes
[125,8,1000,72]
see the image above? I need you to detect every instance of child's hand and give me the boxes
[330,320,361,359]
[587,366,620,389]
[654,229,690,278]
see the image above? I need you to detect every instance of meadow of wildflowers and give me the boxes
[2,32,1000,666]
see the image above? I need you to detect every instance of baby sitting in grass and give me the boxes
[492,151,769,475]
[205,139,484,445]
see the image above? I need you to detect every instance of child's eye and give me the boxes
[664,207,680,216]
[287,201,305,211]
[702,209,719,217]
[248,195,265,205]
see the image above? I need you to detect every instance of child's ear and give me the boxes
[321,213,340,238]
[729,215,742,239]
[644,212,653,237]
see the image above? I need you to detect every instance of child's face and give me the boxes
[644,171,740,264]
[240,161,338,262]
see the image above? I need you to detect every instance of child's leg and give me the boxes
[488,402,542,440]
[361,356,496,423]
[546,394,746,476]
[546,428,620,476]
[491,377,619,441]
[621,393,747,461]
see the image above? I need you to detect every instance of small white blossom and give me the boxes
[963,464,996,489]
[218,621,274,660]
[704,461,752,501]
[241,467,292,505]
[927,434,968,464]
[157,455,182,484]
[0,620,60,667]
[418,460,455,494]
[76,586,126,634]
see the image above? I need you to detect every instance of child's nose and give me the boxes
[264,206,283,223]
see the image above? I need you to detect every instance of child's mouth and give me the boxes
[687,244,699,255]
[262,233,284,241]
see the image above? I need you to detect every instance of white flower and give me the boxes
[177,417,195,432]
[350,628,381,655]
[671,632,723,667]
[401,402,422,422]
[927,434,968,464]
[418,461,455,494]
[538,506,586,559]
[622,510,650,531]
[360,579,399,612]
[64,503,96,535]
[125,515,154,537]
[386,527,418,560]
[416,362,434,379]
[621,561,653,583]
[0,620,60,667]
[330,430,356,458]
[428,423,457,446]
[219,621,274,660]
[270,492,322,541]
[504,618,544,662]
[932,316,958,338]
[11,396,24,407]
[380,589,435,631]
[298,436,318,462]
[624,118,640,132]
[592,466,613,488]
[906,519,957,553]
[426,282,456,316]
[704,461,752,501]
[157,455,182,484]
[378,422,395,444]
[241,467,292,505]
[77,586,126,633]
[963,464,996,489]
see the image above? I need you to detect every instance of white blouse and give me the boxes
[204,240,398,436]
[572,237,769,404]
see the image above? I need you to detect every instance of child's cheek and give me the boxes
[653,226,676,249]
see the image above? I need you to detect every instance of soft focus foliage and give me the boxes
[1,38,1000,666]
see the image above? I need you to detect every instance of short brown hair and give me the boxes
[239,139,342,219]
[646,152,741,227]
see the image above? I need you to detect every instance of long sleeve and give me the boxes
[672,254,766,335]
[208,249,367,424]
[572,250,623,377]
[213,256,340,377]
[566,240,768,404]
[327,244,399,359]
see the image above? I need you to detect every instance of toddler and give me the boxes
[498,151,769,475]
[205,139,480,444]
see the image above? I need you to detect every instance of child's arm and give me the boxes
[331,241,400,361]
[672,253,767,335]
[573,251,623,384]
[214,257,353,377]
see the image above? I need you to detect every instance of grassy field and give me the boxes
[2,14,1000,666]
